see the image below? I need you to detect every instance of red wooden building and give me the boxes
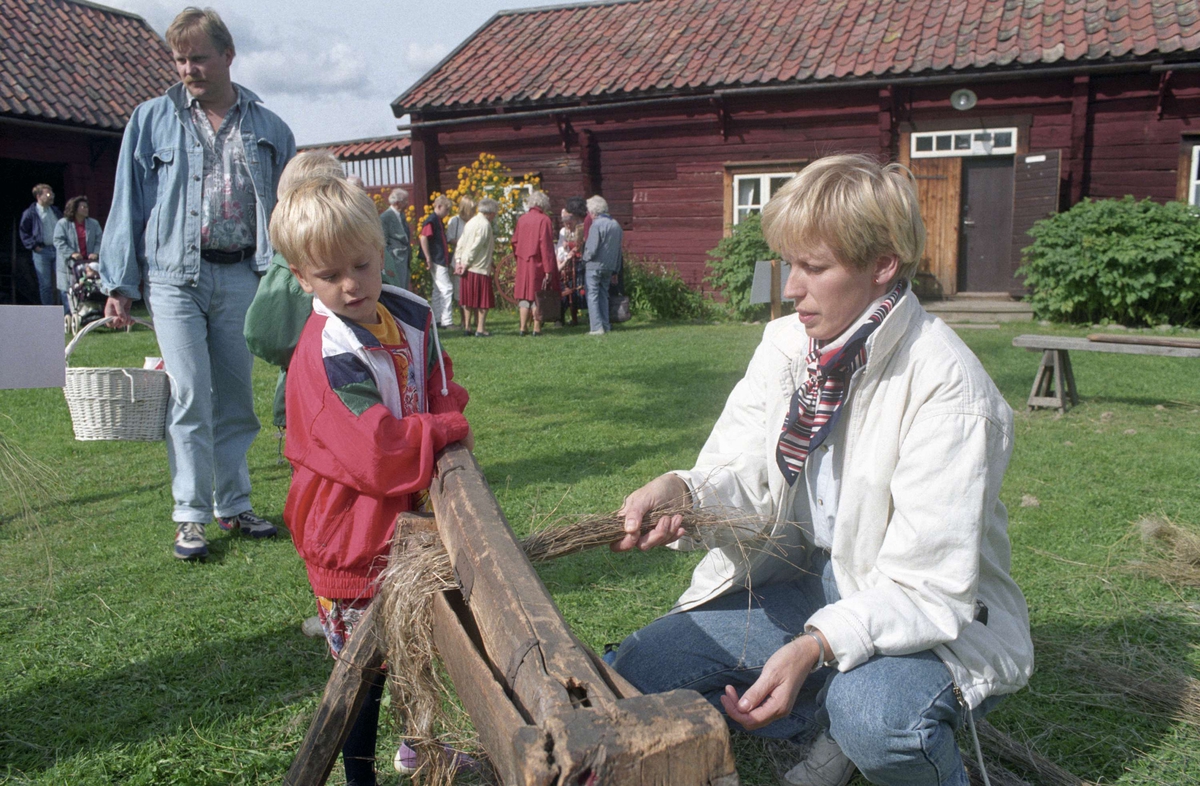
[392,0,1200,296]
[0,0,173,303]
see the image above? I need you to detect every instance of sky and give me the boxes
[100,0,584,146]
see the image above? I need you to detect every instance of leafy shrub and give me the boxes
[623,256,710,321]
[1021,197,1200,326]
[704,213,778,321]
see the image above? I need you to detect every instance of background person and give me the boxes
[419,195,454,328]
[99,7,295,561]
[556,197,587,327]
[446,196,474,330]
[18,184,61,306]
[609,155,1033,786]
[454,197,498,336]
[581,195,622,335]
[53,195,103,316]
[511,190,559,336]
[381,188,411,290]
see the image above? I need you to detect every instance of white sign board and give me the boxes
[0,306,67,390]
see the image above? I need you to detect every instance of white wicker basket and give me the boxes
[63,316,168,442]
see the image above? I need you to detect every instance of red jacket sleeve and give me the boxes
[287,343,469,500]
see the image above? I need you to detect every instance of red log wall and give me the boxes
[417,70,1200,288]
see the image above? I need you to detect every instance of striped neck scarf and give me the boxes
[775,280,906,486]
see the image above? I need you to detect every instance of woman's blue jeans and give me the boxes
[610,551,986,785]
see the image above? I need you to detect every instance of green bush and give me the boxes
[704,213,778,321]
[1021,196,1200,326]
[623,256,709,320]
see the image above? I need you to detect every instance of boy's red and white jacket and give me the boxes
[284,285,469,600]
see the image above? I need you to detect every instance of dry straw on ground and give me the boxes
[1127,514,1200,588]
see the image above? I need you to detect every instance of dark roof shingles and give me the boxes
[1,0,174,130]
[398,0,1200,112]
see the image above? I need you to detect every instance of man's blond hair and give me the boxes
[270,175,384,273]
[166,7,235,55]
[761,154,925,280]
[277,150,343,198]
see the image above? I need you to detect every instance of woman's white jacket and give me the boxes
[670,290,1033,710]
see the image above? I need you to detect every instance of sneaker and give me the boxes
[780,732,856,786]
[393,741,478,776]
[217,510,278,538]
[173,522,208,560]
[587,329,607,336]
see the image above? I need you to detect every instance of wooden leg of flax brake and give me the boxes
[283,590,386,785]
[1061,349,1079,406]
[1027,350,1053,410]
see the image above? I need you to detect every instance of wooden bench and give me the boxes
[1012,334,1200,412]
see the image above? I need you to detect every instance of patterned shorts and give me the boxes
[315,596,372,658]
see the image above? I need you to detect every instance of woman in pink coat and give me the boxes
[511,190,560,336]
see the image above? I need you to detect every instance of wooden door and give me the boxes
[957,156,1015,292]
[910,157,962,296]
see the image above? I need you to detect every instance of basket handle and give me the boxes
[64,315,155,366]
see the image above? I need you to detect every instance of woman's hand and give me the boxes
[720,632,824,731]
[70,253,82,261]
[460,425,475,452]
[612,473,690,552]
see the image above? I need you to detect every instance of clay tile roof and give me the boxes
[394,0,1200,114]
[298,135,412,160]
[0,0,174,131]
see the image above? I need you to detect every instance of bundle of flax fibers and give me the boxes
[374,504,1095,785]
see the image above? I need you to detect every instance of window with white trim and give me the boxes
[1190,145,1200,206]
[733,172,796,224]
[910,127,1018,158]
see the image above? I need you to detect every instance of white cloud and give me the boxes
[405,41,452,71]
[236,41,374,99]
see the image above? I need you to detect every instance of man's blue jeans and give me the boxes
[585,264,611,333]
[610,551,988,785]
[32,249,56,306]
[146,261,260,524]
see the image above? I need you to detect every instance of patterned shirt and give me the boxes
[189,91,257,252]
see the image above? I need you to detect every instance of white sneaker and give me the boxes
[780,732,856,786]
[301,616,324,638]
[173,522,208,560]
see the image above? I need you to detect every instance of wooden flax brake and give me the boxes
[1012,334,1200,413]
[285,444,740,786]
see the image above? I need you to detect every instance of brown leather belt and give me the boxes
[200,246,255,264]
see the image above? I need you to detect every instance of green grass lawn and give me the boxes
[2,312,1199,785]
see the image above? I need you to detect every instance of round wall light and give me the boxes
[950,89,978,111]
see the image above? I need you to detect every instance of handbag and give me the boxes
[611,294,631,323]
[536,289,562,322]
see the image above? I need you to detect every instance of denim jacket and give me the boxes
[99,83,296,300]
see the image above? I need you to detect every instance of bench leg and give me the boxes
[1027,349,1073,412]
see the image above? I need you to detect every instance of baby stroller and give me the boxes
[66,258,107,335]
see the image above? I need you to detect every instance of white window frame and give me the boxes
[732,172,796,225]
[910,127,1019,159]
[1190,145,1200,206]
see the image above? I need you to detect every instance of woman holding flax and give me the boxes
[608,155,1033,786]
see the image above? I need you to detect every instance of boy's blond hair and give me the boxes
[166,7,235,55]
[276,150,343,198]
[761,154,926,280]
[270,175,384,273]
[432,195,453,211]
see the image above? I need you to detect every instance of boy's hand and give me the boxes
[461,426,475,452]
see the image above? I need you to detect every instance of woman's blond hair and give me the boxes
[432,195,453,211]
[457,196,476,222]
[270,175,384,273]
[761,154,925,280]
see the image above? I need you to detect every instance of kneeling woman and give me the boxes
[610,154,1033,786]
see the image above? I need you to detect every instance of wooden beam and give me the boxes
[283,605,386,786]
[427,444,740,785]
[878,86,896,161]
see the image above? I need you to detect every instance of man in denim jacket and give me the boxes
[99,8,295,560]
